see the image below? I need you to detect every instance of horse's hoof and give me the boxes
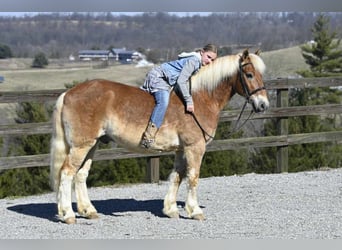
[163,209,179,219]
[87,212,99,220]
[167,212,180,219]
[65,217,76,224]
[192,214,205,221]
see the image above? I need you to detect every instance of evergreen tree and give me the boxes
[251,14,342,173]
[250,85,342,173]
[0,43,13,59]
[293,13,342,171]
[287,87,341,172]
[32,52,49,68]
[298,14,342,77]
[0,102,52,198]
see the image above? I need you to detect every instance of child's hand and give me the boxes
[186,105,194,113]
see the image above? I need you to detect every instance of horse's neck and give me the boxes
[193,77,236,120]
[194,77,235,112]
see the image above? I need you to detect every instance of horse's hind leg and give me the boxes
[75,158,98,219]
[163,151,187,218]
[58,145,94,224]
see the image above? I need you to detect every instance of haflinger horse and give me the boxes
[50,49,269,224]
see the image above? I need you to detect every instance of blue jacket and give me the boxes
[160,52,201,106]
[141,52,201,107]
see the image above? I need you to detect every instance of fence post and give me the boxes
[276,80,289,173]
[146,157,160,183]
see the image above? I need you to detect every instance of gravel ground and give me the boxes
[1,168,342,239]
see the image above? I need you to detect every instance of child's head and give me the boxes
[200,44,218,66]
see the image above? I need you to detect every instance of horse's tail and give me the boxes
[49,92,68,192]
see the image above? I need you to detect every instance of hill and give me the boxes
[261,46,308,79]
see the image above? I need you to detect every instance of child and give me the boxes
[140,44,218,148]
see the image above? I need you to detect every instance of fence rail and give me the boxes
[1,77,341,181]
[1,103,341,136]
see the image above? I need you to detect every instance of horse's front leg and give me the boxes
[163,151,187,218]
[184,145,206,220]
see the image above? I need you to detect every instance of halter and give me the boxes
[226,59,266,134]
[238,61,266,105]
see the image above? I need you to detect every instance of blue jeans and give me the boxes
[150,90,170,128]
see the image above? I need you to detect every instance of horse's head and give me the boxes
[234,49,269,113]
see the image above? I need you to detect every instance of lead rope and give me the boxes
[191,112,215,143]
[191,99,254,143]
[227,100,254,138]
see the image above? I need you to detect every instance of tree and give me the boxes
[251,14,342,173]
[293,14,342,171]
[0,102,52,198]
[0,43,13,59]
[298,14,342,77]
[32,52,49,68]
[250,84,342,173]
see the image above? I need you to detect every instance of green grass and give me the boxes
[0,62,150,91]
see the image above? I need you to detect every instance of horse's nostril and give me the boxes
[258,100,269,112]
[260,103,265,110]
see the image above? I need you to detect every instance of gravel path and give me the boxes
[1,168,342,239]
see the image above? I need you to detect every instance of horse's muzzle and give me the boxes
[250,96,269,113]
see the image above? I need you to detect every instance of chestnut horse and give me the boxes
[50,49,269,224]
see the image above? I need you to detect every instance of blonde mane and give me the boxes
[191,53,266,93]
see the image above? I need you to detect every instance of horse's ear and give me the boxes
[255,49,261,55]
[242,49,249,59]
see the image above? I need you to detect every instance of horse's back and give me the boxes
[65,79,147,102]
[61,80,156,147]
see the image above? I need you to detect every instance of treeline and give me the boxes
[0,12,341,58]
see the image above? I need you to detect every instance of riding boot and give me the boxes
[140,121,159,148]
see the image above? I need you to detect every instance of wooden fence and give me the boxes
[0,77,342,182]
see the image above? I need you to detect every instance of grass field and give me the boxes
[0,62,150,91]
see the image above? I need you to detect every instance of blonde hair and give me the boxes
[202,44,218,54]
[195,43,218,54]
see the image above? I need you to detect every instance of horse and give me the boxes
[50,49,269,224]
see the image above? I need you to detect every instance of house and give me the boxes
[110,48,135,63]
[78,50,112,61]
[78,48,143,63]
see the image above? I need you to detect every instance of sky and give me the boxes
[0,0,341,12]
[0,12,213,17]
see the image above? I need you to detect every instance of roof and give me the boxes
[111,48,126,54]
[78,50,110,55]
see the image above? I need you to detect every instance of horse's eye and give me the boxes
[245,72,253,79]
